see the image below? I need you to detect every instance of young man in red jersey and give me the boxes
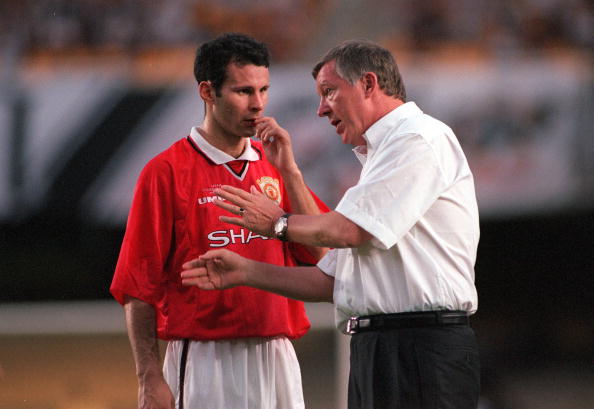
[110,33,328,409]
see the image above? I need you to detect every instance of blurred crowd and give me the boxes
[0,0,591,61]
[376,0,591,53]
[0,0,331,60]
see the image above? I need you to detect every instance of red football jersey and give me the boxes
[111,135,328,341]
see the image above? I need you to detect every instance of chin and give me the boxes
[238,129,254,138]
[341,133,352,145]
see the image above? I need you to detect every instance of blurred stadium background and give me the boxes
[0,0,592,408]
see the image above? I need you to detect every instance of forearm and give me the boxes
[279,168,321,216]
[279,167,328,258]
[124,297,163,379]
[287,211,372,248]
[246,262,334,303]
[213,186,366,250]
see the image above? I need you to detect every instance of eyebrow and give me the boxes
[317,80,334,92]
[317,78,334,86]
[231,84,269,90]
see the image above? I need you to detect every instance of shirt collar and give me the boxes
[352,145,368,165]
[362,101,422,152]
[189,126,260,165]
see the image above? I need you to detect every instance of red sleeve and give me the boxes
[286,188,331,266]
[110,157,175,306]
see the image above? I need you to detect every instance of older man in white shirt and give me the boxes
[181,39,481,409]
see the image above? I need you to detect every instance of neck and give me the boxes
[199,118,247,158]
[370,96,404,125]
[356,97,404,147]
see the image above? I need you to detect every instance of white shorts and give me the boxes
[163,336,305,409]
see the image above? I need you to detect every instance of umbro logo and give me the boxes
[197,195,224,205]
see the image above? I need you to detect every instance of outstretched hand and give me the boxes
[181,250,249,290]
[213,185,284,237]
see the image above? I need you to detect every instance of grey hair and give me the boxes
[312,39,406,101]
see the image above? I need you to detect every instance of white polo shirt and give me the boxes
[317,102,479,332]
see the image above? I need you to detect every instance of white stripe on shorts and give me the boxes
[163,336,305,409]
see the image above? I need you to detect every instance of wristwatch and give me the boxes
[273,213,291,241]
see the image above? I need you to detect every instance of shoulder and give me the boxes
[384,112,461,158]
[398,112,451,140]
[139,137,194,180]
[397,113,470,180]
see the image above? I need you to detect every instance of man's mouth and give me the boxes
[331,119,344,134]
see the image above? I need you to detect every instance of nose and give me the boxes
[317,97,331,117]
[250,92,265,112]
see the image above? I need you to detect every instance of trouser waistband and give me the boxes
[346,310,469,334]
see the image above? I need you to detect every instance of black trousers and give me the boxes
[348,325,480,409]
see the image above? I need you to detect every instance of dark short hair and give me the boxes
[194,33,270,95]
[312,40,406,101]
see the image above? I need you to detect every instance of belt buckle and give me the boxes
[346,316,358,334]
[346,316,372,334]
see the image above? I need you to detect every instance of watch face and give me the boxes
[274,217,285,235]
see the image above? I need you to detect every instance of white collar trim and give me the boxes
[189,127,260,164]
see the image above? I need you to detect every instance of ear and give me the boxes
[361,72,378,97]
[199,81,215,103]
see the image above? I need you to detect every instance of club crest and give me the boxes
[257,176,281,204]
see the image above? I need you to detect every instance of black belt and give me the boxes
[346,310,469,334]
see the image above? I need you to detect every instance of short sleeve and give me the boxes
[336,133,447,250]
[110,158,175,305]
